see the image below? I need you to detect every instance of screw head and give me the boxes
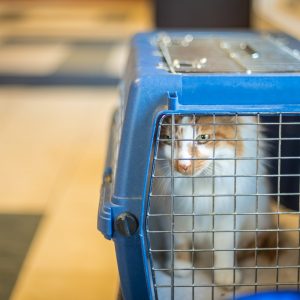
[115,212,138,237]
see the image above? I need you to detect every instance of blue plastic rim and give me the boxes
[237,291,300,299]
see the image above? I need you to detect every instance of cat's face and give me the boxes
[159,115,242,176]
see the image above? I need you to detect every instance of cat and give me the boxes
[149,115,273,289]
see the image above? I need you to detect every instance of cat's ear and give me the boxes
[161,115,183,124]
[219,116,236,124]
[161,115,171,124]
[195,115,235,125]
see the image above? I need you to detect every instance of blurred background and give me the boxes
[0,0,300,299]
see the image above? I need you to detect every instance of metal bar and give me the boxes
[171,114,175,300]
[158,137,300,142]
[212,114,216,299]
[147,211,300,217]
[160,121,300,126]
[276,114,282,291]
[154,156,300,161]
[233,114,238,298]
[147,212,300,217]
[152,174,300,178]
[255,114,259,294]
[147,228,300,233]
[192,114,195,299]
[150,193,300,197]
[154,282,300,288]
[149,246,300,252]
[153,265,300,271]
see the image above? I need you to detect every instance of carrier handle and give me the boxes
[98,110,119,240]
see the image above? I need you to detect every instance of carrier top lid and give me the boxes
[158,34,300,74]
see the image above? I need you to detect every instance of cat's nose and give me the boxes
[176,161,191,173]
[180,164,189,171]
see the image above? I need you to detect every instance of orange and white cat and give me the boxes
[152,115,272,288]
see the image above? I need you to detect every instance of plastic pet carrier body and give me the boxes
[98,31,300,300]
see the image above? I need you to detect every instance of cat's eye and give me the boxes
[196,134,210,144]
[160,134,172,145]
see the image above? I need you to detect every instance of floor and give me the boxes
[0,1,152,85]
[0,1,152,300]
[0,214,41,300]
[0,87,119,300]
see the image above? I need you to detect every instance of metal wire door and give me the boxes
[146,113,300,300]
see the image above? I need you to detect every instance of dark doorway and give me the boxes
[155,0,251,28]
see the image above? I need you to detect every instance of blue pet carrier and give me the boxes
[98,31,300,300]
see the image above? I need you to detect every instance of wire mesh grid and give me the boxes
[146,113,300,300]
